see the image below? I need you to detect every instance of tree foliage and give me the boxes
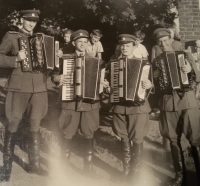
[0,0,180,60]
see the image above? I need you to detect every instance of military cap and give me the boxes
[117,34,136,44]
[153,28,171,40]
[19,9,40,21]
[70,29,89,41]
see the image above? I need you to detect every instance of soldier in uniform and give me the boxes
[0,10,48,180]
[107,34,152,184]
[52,29,106,176]
[153,28,200,186]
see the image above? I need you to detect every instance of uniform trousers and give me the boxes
[5,91,48,133]
[159,108,200,145]
[113,113,149,144]
[59,109,99,139]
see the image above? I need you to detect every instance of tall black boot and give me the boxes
[129,142,143,184]
[28,132,41,174]
[60,135,71,160]
[118,138,131,182]
[168,142,187,186]
[83,138,99,178]
[191,145,200,186]
[3,130,16,182]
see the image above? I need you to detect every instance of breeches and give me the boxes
[159,108,200,145]
[113,113,149,144]
[5,91,48,133]
[59,109,99,139]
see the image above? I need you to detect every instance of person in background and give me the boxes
[57,28,75,58]
[0,9,48,181]
[153,28,200,186]
[133,30,149,59]
[86,29,104,59]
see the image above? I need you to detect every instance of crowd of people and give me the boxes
[0,9,200,186]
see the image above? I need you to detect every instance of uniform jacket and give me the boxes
[0,30,47,93]
[61,53,104,111]
[108,55,151,115]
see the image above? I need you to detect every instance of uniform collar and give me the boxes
[75,50,85,57]
[18,29,33,36]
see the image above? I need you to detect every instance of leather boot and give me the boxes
[28,132,42,174]
[118,138,131,182]
[129,142,143,184]
[60,134,71,160]
[168,142,187,186]
[3,130,16,181]
[191,145,200,186]
[84,138,99,178]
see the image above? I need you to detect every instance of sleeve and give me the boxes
[97,41,104,53]
[151,46,156,64]
[141,45,149,58]
[0,32,17,68]
[186,52,200,82]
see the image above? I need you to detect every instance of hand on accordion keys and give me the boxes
[59,74,73,86]
[142,79,152,89]
[56,49,63,58]
[100,79,110,93]
[181,60,192,74]
[16,50,26,62]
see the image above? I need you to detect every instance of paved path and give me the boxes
[0,77,197,186]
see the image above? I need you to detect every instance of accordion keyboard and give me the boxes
[178,54,189,85]
[110,61,120,102]
[62,58,75,100]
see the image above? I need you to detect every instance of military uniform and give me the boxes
[153,28,200,186]
[108,34,152,183]
[0,29,48,133]
[0,10,48,180]
[59,52,102,140]
[54,30,103,175]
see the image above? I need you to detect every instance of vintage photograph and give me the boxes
[0,0,199,185]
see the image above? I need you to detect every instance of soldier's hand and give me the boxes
[60,74,73,85]
[142,79,152,89]
[52,74,61,84]
[101,79,110,93]
[57,50,63,58]
[153,69,161,79]
[181,61,192,73]
[16,50,26,61]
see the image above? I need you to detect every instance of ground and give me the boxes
[0,73,198,186]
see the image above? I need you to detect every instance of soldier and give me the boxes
[153,28,200,186]
[0,10,48,181]
[52,29,107,177]
[108,34,152,184]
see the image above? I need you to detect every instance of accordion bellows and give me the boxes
[61,56,102,103]
[110,58,151,105]
[154,51,190,93]
[18,33,55,72]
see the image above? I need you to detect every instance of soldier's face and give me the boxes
[22,18,37,32]
[157,36,173,51]
[72,38,88,52]
[120,42,134,56]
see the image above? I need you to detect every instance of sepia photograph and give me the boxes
[0,0,199,185]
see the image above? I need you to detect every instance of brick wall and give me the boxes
[179,0,200,48]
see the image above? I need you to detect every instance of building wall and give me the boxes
[179,0,200,48]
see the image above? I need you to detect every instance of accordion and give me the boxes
[110,58,151,105]
[154,51,190,93]
[61,55,102,103]
[18,33,55,72]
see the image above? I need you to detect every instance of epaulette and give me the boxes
[62,54,76,59]
[8,31,18,34]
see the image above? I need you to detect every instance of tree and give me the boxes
[0,0,180,60]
